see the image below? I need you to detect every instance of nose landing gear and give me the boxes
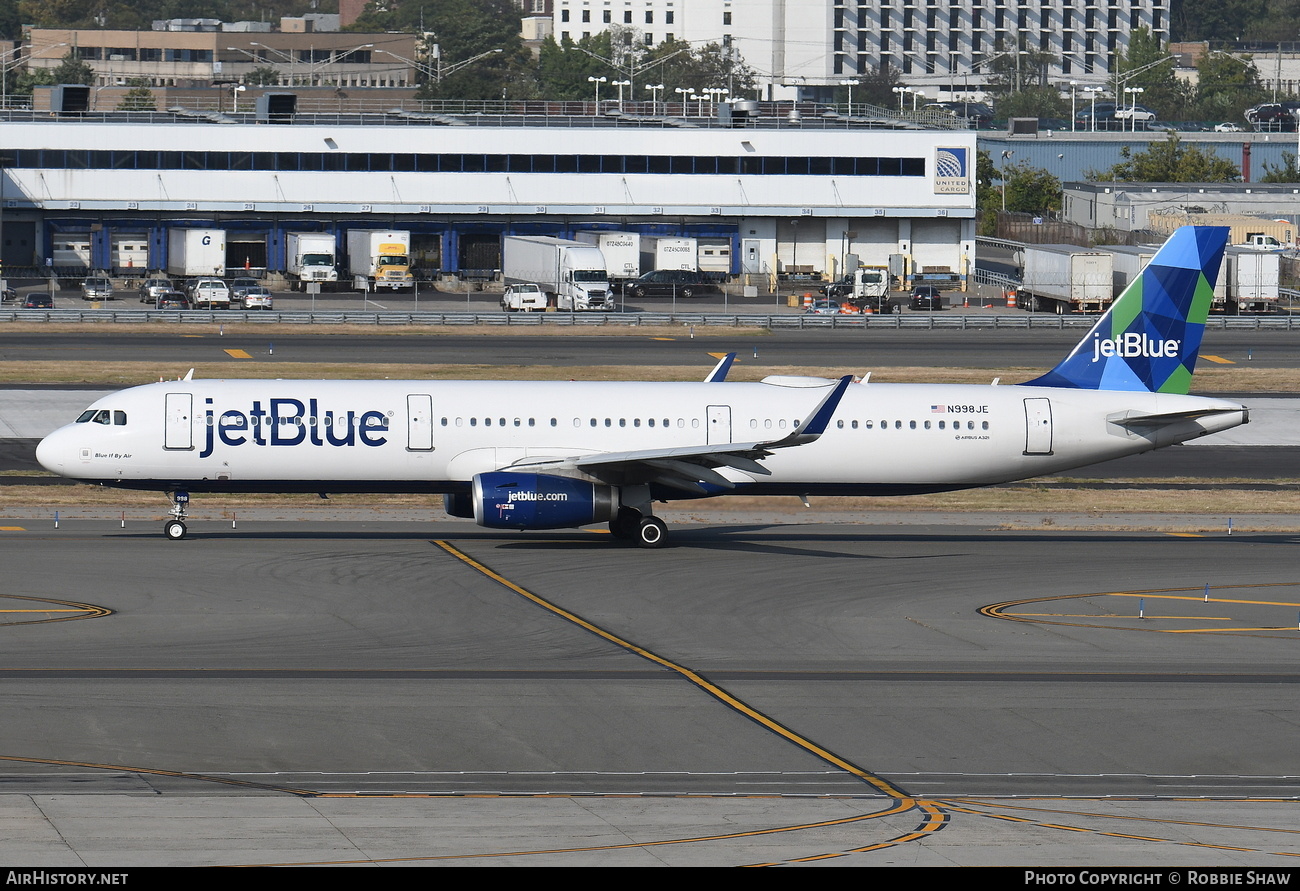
[164,491,189,540]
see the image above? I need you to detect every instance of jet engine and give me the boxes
[461,472,617,530]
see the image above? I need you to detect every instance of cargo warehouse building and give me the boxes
[0,110,976,285]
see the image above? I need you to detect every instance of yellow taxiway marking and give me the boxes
[651,337,675,341]
[1111,593,1300,607]
[1166,532,1203,537]
[1008,613,1233,620]
[223,349,253,359]
[433,539,911,800]
[181,334,203,338]
[1164,627,1297,634]
[707,351,734,360]
[0,526,25,531]
[1201,355,1235,364]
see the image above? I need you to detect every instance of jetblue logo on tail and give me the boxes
[1024,226,1228,395]
[1092,333,1180,362]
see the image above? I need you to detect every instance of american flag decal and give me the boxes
[931,405,947,413]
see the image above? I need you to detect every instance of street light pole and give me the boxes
[839,78,857,114]
[645,83,664,114]
[1000,149,1014,213]
[587,75,606,104]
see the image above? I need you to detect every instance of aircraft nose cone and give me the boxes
[35,430,67,474]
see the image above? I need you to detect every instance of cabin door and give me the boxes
[1023,398,1053,455]
[164,393,194,451]
[706,405,732,445]
[407,394,434,451]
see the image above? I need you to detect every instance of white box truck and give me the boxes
[167,229,226,278]
[1018,244,1113,314]
[1226,247,1280,313]
[640,236,697,271]
[574,230,641,280]
[346,230,414,291]
[286,232,339,290]
[503,236,612,311]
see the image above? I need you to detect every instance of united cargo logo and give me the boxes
[934,146,970,195]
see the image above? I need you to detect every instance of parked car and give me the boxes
[81,276,115,301]
[624,269,720,299]
[1074,102,1117,130]
[187,277,230,309]
[1,287,17,303]
[1213,121,1244,132]
[804,299,841,315]
[239,286,274,310]
[909,285,944,311]
[1112,104,1158,123]
[22,293,54,309]
[501,282,548,312]
[154,291,191,310]
[137,277,174,303]
[1245,103,1295,131]
[227,277,261,302]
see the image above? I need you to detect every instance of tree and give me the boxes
[244,66,283,87]
[116,78,156,111]
[1193,51,1268,124]
[995,86,1066,121]
[1111,26,1187,121]
[1259,152,1300,183]
[1004,162,1062,216]
[349,0,524,101]
[49,51,95,86]
[1087,133,1240,182]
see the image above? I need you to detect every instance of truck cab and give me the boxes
[1238,233,1285,251]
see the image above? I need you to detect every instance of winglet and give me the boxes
[703,352,736,382]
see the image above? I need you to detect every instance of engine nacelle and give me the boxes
[471,472,617,530]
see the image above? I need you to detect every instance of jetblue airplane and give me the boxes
[37,226,1246,547]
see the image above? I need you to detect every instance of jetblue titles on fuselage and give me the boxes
[199,397,391,458]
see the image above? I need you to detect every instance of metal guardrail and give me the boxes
[4,308,1300,329]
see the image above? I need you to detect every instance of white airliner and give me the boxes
[37,226,1246,547]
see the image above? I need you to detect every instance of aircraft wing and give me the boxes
[504,375,852,493]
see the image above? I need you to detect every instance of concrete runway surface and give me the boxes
[0,518,1298,866]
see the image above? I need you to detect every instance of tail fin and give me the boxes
[1023,226,1228,394]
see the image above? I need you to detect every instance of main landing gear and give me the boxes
[608,506,669,549]
[164,490,189,540]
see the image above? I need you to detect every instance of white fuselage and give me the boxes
[35,377,1246,498]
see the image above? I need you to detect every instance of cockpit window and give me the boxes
[114,410,127,425]
[76,410,95,423]
[77,409,113,424]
